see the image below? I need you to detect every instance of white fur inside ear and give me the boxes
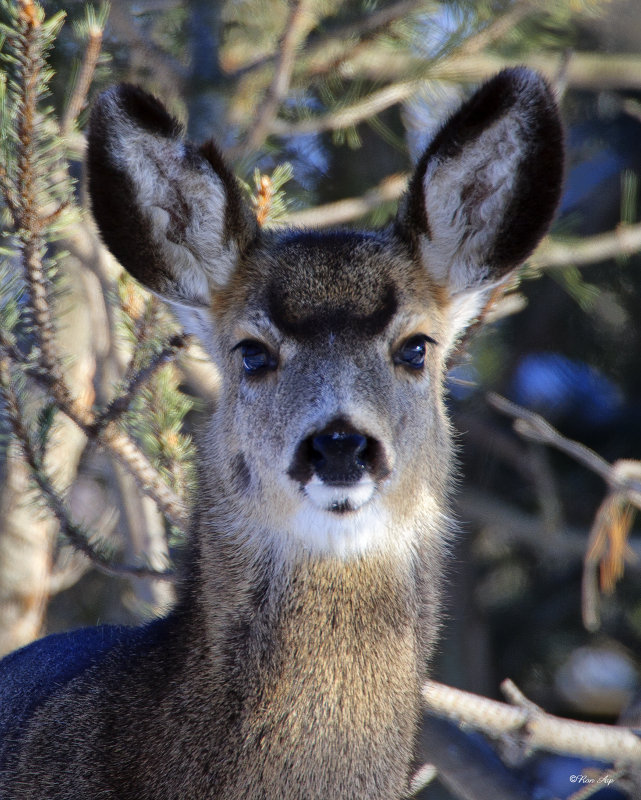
[442,285,491,351]
[104,93,237,304]
[421,110,524,295]
[170,303,216,352]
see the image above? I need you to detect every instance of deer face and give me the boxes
[204,230,453,557]
[87,69,563,558]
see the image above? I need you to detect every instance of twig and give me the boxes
[271,78,420,137]
[282,173,408,228]
[0,358,174,581]
[500,678,544,715]
[92,333,191,433]
[488,393,641,630]
[423,680,641,764]
[486,393,635,492]
[233,0,314,156]
[0,333,188,529]
[61,25,104,135]
[531,223,641,270]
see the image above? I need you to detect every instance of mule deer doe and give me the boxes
[0,68,562,798]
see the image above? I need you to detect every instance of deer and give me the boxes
[0,67,563,799]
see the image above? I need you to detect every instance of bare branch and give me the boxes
[488,393,641,629]
[282,173,408,228]
[531,223,641,270]
[423,680,641,764]
[500,678,545,714]
[486,393,636,492]
[233,0,315,156]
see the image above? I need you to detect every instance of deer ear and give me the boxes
[87,84,258,309]
[398,68,563,334]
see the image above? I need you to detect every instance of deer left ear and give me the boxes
[398,67,564,339]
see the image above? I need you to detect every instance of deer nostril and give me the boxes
[309,432,370,486]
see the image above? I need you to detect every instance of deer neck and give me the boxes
[185,511,444,799]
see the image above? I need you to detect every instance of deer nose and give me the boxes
[288,418,390,487]
[310,431,368,486]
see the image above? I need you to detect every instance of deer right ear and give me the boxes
[397,68,563,344]
[87,85,258,308]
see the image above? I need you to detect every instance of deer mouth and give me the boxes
[303,474,377,514]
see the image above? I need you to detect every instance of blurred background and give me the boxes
[1,0,641,797]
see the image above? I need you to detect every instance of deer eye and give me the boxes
[234,340,277,375]
[394,334,437,371]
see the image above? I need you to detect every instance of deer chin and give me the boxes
[304,474,377,514]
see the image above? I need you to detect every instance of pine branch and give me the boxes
[8,2,65,383]
[92,333,191,433]
[1,0,188,531]
[61,16,105,136]
[0,357,174,581]
[0,162,21,219]
[0,329,188,530]
[60,406,189,530]
[267,0,540,138]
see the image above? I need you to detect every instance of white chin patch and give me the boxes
[278,476,401,559]
[304,475,376,514]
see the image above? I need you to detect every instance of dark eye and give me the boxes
[394,334,436,371]
[235,340,277,375]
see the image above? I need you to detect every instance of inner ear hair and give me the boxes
[87,84,259,305]
[399,67,564,285]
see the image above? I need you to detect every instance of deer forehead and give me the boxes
[216,229,442,344]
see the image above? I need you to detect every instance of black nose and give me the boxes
[310,432,368,486]
[287,419,390,487]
